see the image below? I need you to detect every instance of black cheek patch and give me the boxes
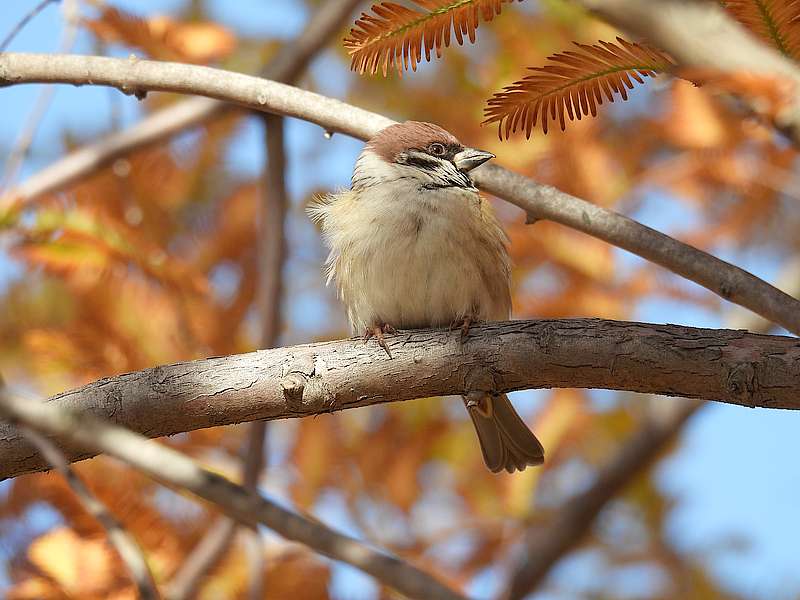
[402,153,441,171]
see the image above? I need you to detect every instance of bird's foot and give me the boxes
[449,316,474,342]
[364,323,396,358]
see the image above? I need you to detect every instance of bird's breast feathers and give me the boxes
[310,181,511,331]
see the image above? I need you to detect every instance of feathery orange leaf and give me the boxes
[722,0,800,60]
[344,0,518,76]
[483,37,676,138]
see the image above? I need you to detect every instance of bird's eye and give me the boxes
[429,143,446,156]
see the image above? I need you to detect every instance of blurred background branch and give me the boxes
[0,389,467,600]
[159,0,350,590]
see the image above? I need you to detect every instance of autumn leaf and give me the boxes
[345,0,518,75]
[86,6,235,63]
[483,37,676,138]
[723,0,800,60]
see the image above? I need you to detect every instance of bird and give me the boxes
[308,120,544,473]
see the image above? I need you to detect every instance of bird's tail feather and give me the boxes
[465,392,544,473]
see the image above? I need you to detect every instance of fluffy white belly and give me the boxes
[322,184,511,332]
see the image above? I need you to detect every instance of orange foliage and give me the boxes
[86,6,236,63]
[345,0,517,75]
[484,38,675,137]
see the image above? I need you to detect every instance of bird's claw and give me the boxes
[364,323,395,358]
[449,316,473,342]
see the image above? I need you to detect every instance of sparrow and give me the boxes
[309,121,544,473]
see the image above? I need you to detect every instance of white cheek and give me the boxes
[352,150,396,187]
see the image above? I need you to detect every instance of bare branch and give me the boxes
[0,318,797,481]
[499,268,798,599]
[161,2,354,593]
[0,392,160,599]
[573,0,800,147]
[0,392,468,600]
[1,52,797,334]
[5,0,363,205]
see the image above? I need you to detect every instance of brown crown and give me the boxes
[368,121,462,163]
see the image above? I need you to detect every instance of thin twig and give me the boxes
[0,318,798,481]
[242,420,268,599]
[5,0,364,205]
[163,4,355,595]
[0,0,58,53]
[2,53,798,335]
[163,519,237,600]
[0,392,469,600]
[0,385,160,599]
[1,0,78,192]
[240,112,289,600]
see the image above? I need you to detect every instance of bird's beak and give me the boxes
[453,147,495,172]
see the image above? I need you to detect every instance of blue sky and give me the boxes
[2,2,800,599]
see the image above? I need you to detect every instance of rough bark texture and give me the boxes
[2,318,798,480]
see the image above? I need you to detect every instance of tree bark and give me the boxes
[1,318,798,480]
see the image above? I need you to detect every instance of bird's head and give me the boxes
[352,121,495,191]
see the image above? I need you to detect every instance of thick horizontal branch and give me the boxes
[574,0,800,147]
[0,318,797,481]
[2,53,800,334]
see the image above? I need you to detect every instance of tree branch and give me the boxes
[2,0,363,204]
[2,52,798,334]
[501,401,699,600]
[0,318,797,481]
[16,421,162,599]
[160,0,347,590]
[0,392,467,600]
[573,0,800,147]
[499,269,799,599]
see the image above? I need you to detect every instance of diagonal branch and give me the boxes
[2,0,363,205]
[161,0,346,590]
[0,318,798,481]
[501,400,699,600]
[16,420,162,600]
[1,52,798,334]
[0,391,468,600]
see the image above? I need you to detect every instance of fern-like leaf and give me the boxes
[483,37,676,139]
[722,0,800,60]
[344,0,516,76]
